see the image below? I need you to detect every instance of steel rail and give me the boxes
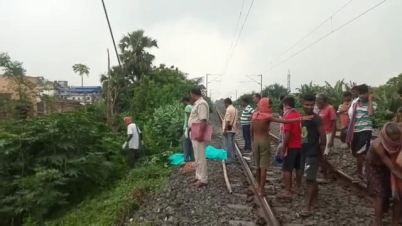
[217,104,378,224]
[215,106,280,226]
[244,110,374,189]
[268,126,369,190]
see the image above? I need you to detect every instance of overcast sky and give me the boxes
[0,0,401,100]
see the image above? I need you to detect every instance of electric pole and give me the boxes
[244,74,263,95]
[206,73,208,97]
[259,74,262,95]
[101,0,121,67]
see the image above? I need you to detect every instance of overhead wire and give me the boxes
[274,0,354,61]
[223,0,246,69]
[218,0,255,95]
[268,0,388,72]
[222,0,255,76]
[215,0,246,92]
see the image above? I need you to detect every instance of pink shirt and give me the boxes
[318,105,336,134]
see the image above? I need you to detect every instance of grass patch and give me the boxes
[45,163,172,226]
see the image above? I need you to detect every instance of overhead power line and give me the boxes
[274,0,353,61]
[221,0,255,76]
[223,0,246,69]
[218,0,255,97]
[268,0,388,72]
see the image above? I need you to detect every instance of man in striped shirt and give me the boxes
[240,98,255,152]
[347,84,377,180]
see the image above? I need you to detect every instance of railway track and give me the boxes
[215,103,384,226]
[215,105,280,226]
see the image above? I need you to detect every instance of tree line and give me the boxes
[0,29,211,225]
[235,76,402,127]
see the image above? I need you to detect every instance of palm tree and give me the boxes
[72,64,90,88]
[119,30,158,82]
[72,64,90,104]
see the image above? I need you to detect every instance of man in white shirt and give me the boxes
[122,117,141,168]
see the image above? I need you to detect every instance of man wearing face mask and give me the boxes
[346,84,377,181]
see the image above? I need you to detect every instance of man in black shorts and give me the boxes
[347,84,377,180]
[277,96,302,199]
[299,94,326,216]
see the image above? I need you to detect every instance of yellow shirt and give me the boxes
[223,104,238,133]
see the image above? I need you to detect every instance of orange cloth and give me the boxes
[339,102,351,129]
[252,97,272,120]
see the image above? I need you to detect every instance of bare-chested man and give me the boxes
[251,97,313,196]
[365,122,402,226]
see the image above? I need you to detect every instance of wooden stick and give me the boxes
[222,160,233,194]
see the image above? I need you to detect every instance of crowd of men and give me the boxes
[177,85,402,225]
[236,84,402,225]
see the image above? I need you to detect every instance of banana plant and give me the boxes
[323,80,345,108]
[295,81,325,98]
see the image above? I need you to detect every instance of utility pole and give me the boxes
[205,73,221,97]
[206,73,208,97]
[101,0,121,67]
[259,74,262,95]
[287,70,291,93]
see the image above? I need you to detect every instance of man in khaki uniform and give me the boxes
[188,87,210,187]
[223,98,238,164]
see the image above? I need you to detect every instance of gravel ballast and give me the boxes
[129,106,383,226]
[128,111,260,226]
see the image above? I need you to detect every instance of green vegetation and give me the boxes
[45,164,172,226]
[0,29,212,226]
[0,53,36,119]
[0,112,125,225]
[235,76,402,128]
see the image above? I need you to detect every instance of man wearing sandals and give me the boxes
[346,84,377,181]
[188,87,210,188]
[299,94,326,217]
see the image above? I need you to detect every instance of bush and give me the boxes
[0,111,125,225]
[143,102,183,156]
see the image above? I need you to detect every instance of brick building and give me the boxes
[0,76,82,117]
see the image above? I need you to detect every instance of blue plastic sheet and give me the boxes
[168,153,185,166]
[168,145,227,166]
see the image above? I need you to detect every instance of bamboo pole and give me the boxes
[222,160,232,194]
